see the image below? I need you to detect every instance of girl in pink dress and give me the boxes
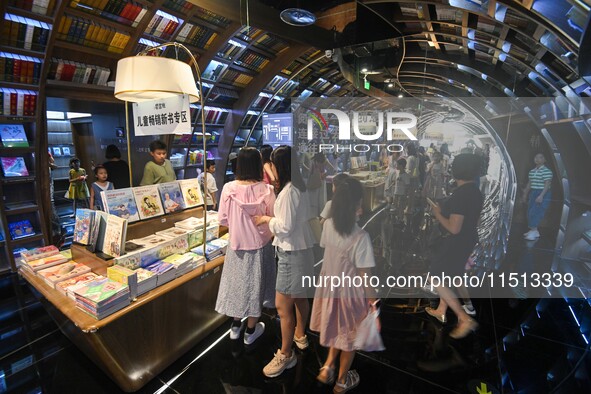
[310,177,378,393]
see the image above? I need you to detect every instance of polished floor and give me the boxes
[1,224,590,393]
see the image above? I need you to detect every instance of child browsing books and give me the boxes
[90,165,114,211]
[68,157,90,213]
[139,140,176,185]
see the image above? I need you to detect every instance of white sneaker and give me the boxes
[244,322,265,345]
[263,350,297,377]
[523,230,532,237]
[230,322,244,340]
[293,334,309,350]
[462,304,477,316]
[524,230,540,241]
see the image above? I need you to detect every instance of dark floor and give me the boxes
[1,223,591,394]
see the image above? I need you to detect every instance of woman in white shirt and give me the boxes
[254,146,315,378]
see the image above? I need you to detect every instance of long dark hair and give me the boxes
[236,147,263,181]
[272,145,306,193]
[260,144,273,164]
[330,178,363,236]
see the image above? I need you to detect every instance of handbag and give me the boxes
[353,309,385,352]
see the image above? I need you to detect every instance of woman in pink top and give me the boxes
[215,148,276,345]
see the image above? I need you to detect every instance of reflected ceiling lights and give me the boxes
[280,8,316,26]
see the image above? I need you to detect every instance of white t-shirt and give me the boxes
[320,219,375,269]
[198,172,218,205]
[320,200,332,219]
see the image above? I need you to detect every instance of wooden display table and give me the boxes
[19,207,227,392]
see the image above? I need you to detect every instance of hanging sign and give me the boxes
[133,94,191,136]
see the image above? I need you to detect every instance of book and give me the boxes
[55,272,101,296]
[37,261,91,289]
[102,214,128,258]
[132,185,165,220]
[143,260,176,286]
[107,265,138,299]
[62,146,71,156]
[1,157,29,177]
[52,146,62,156]
[178,178,204,208]
[134,268,157,295]
[24,254,69,272]
[101,188,140,222]
[20,245,59,262]
[155,227,192,238]
[73,209,94,245]
[157,181,185,213]
[73,278,129,307]
[8,220,35,240]
[0,124,29,147]
[90,210,108,253]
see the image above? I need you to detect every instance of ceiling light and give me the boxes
[398,94,404,98]
[361,68,368,73]
[280,8,316,26]
[388,83,394,88]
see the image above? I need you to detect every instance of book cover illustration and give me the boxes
[8,220,35,240]
[155,227,191,238]
[0,124,29,147]
[178,178,204,208]
[62,147,71,156]
[101,188,140,222]
[103,214,128,258]
[1,157,29,177]
[73,209,94,245]
[37,262,92,288]
[73,278,128,304]
[158,181,185,213]
[132,185,165,220]
[52,147,62,156]
[24,254,69,272]
[21,245,59,262]
[55,272,101,295]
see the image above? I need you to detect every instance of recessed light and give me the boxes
[398,94,404,98]
[361,68,368,73]
[388,83,394,88]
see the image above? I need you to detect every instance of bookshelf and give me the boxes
[47,119,77,249]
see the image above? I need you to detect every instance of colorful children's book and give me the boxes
[157,181,185,213]
[107,265,138,299]
[102,214,128,258]
[20,245,60,262]
[90,210,108,253]
[73,209,94,245]
[155,227,192,238]
[8,220,35,240]
[0,124,29,147]
[73,278,129,306]
[37,261,92,289]
[134,268,158,295]
[62,147,71,156]
[100,188,140,222]
[132,185,165,220]
[24,254,69,272]
[1,157,29,177]
[178,178,204,208]
[55,272,101,296]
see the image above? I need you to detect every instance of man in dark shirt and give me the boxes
[103,144,130,189]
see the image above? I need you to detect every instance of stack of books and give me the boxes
[161,253,195,277]
[191,241,224,262]
[73,278,130,320]
[135,268,157,295]
[37,261,91,289]
[107,265,138,299]
[21,253,69,273]
[55,272,102,299]
[143,260,176,286]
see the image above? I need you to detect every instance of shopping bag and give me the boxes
[354,309,385,352]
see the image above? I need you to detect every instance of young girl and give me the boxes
[260,144,278,191]
[215,148,276,345]
[310,177,377,393]
[68,158,90,212]
[254,146,315,378]
[89,165,114,211]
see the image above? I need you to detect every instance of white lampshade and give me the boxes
[114,56,200,103]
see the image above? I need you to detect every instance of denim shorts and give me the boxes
[275,247,314,296]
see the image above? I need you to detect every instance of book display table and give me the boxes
[19,207,227,392]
